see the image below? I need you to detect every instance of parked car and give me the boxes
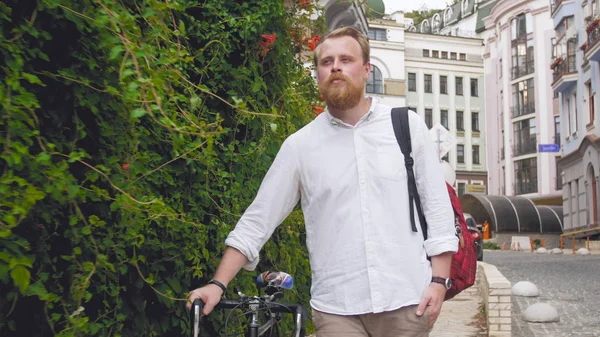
[463,213,483,261]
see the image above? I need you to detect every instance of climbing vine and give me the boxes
[0,0,324,335]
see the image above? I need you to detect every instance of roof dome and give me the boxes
[367,0,385,19]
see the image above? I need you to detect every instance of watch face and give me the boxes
[445,278,452,289]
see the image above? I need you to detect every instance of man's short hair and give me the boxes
[313,26,370,67]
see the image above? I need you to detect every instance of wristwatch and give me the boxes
[431,276,452,290]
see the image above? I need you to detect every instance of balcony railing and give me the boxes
[585,16,600,55]
[514,181,538,195]
[511,101,536,118]
[513,139,537,157]
[552,55,577,82]
[511,60,535,80]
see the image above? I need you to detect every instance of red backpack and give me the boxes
[391,107,477,301]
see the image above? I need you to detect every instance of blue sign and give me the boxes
[538,144,560,152]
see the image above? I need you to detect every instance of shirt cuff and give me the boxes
[424,235,459,257]
[225,233,260,271]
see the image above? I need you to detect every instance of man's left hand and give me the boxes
[416,283,446,329]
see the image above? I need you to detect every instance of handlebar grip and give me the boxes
[190,299,204,337]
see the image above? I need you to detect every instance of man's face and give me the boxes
[316,36,370,110]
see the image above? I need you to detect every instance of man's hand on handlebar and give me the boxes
[186,284,223,315]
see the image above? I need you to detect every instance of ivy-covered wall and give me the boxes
[0,0,323,335]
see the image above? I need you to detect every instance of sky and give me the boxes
[382,0,452,14]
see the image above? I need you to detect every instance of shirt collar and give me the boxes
[326,97,378,127]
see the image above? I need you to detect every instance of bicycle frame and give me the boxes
[190,297,306,337]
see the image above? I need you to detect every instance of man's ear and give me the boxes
[364,62,371,80]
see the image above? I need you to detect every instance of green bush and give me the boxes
[0,0,324,335]
[483,242,500,250]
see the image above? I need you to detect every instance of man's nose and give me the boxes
[330,60,342,73]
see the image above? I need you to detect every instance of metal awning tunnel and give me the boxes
[459,194,564,234]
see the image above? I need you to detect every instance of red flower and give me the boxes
[122,163,129,170]
[313,105,324,116]
[259,33,277,57]
[305,35,321,51]
[298,0,310,9]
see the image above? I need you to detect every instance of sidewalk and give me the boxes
[430,284,486,337]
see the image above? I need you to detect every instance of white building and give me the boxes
[481,1,560,204]
[553,0,600,237]
[368,11,488,195]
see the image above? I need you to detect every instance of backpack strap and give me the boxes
[390,107,428,241]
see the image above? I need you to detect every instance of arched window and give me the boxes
[433,13,441,32]
[367,65,384,94]
[444,7,453,25]
[421,20,431,34]
[462,0,470,15]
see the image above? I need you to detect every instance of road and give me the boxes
[483,250,600,337]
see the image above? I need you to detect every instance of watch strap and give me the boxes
[431,276,446,284]
[208,279,227,295]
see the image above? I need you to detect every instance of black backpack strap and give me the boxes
[391,107,428,241]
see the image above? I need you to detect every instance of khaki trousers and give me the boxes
[312,305,431,337]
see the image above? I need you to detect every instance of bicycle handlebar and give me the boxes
[190,298,307,337]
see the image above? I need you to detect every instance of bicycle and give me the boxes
[190,271,308,337]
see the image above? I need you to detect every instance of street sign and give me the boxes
[466,184,486,194]
[538,144,560,152]
[430,124,456,160]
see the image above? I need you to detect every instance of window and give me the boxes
[441,110,448,129]
[425,109,433,129]
[499,59,503,79]
[573,93,578,135]
[433,50,439,58]
[566,96,572,136]
[457,182,466,196]
[514,158,538,194]
[440,76,448,94]
[457,145,465,163]
[424,74,432,93]
[408,73,416,92]
[450,52,457,60]
[511,78,535,117]
[473,145,480,164]
[472,112,479,131]
[511,13,534,79]
[588,82,595,125]
[456,77,463,95]
[441,51,448,59]
[470,78,478,97]
[555,115,561,147]
[556,158,562,190]
[368,28,387,41]
[423,49,430,57]
[460,53,466,61]
[367,65,384,94]
[513,117,537,156]
[457,111,464,130]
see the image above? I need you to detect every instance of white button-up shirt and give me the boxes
[225,98,458,315]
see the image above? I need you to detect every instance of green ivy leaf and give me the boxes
[131,108,147,118]
[10,265,30,293]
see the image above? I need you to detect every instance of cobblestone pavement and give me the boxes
[484,250,600,337]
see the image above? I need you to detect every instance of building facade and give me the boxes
[368,11,488,195]
[482,0,561,203]
[367,12,407,107]
[553,0,600,236]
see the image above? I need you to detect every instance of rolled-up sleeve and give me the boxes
[409,111,458,257]
[225,136,301,271]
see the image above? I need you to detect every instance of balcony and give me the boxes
[514,181,538,195]
[551,55,577,92]
[511,60,535,80]
[513,139,537,157]
[584,15,600,63]
[511,102,536,119]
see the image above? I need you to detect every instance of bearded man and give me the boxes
[187,27,457,337]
